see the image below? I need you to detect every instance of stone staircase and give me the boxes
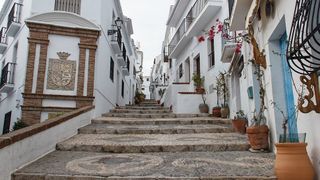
[12,100,275,179]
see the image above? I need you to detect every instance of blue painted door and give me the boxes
[279,33,297,134]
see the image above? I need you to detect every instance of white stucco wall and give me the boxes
[0,0,140,131]
[0,108,93,180]
[175,93,203,114]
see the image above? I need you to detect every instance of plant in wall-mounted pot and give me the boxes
[246,63,269,152]
[192,73,205,94]
[216,71,229,118]
[232,110,247,134]
[271,101,315,179]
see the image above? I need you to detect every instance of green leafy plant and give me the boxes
[249,62,267,126]
[192,74,204,88]
[12,119,28,131]
[235,110,247,120]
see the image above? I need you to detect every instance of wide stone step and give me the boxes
[116,106,170,110]
[12,151,275,180]
[56,133,249,153]
[103,113,209,118]
[79,124,234,134]
[110,109,172,114]
[92,117,232,125]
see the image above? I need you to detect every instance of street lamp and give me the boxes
[108,17,123,35]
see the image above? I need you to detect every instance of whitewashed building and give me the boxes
[162,0,233,113]
[150,53,169,101]
[228,0,320,177]
[0,0,140,134]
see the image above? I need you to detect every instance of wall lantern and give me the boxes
[108,17,123,35]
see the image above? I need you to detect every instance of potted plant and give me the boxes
[246,63,269,152]
[216,72,229,118]
[232,110,247,134]
[199,90,209,113]
[212,82,222,117]
[271,101,315,179]
[192,74,205,93]
[134,91,145,104]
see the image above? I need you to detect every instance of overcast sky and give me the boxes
[0,0,174,75]
[120,0,174,75]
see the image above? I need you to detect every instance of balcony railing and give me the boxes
[0,27,7,44]
[168,18,186,55]
[0,62,15,90]
[186,0,208,29]
[7,3,22,30]
[110,25,122,48]
[168,0,210,56]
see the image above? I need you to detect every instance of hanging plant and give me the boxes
[197,19,250,55]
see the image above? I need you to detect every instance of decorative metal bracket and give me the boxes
[299,73,320,113]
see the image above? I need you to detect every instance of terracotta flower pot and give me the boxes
[220,107,229,118]
[232,119,247,134]
[212,107,221,117]
[246,125,269,150]
[199,104,209,113]
[275,143,315,180]
[195,87,205,94]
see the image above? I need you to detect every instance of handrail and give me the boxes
[94,88,116,107]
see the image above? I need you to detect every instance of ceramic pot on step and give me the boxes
[246,125,269,150]
[199,104,209,113]
[275,143,315,180]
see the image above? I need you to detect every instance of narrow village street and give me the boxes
[13,100,275,179]
[0,0,319,179]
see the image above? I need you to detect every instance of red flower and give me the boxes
[209,29,215,40]
[235,43,242,54]
[198,36,205,43]
[217,24,223,32]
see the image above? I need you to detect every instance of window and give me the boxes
[54,0,81,14]
[109,57,114,82]
[179,64,183,78]
[2,111,11,134]
[121,80,124,98]
[208,38,215,68]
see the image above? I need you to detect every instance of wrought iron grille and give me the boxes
[287,0,320,75]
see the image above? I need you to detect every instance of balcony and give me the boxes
[122,66,129,76]
[163,46,169,62]
[122,58,130,76]
[0,27,8,54]
[168,0,223,58]
[117,43,126,66]
[167,0,189,27]
[229,0,253,31]
[110,25,122,54]
[0,62,15,93]
[7,3,22,37]
[168,18,190,58]
[221,41,238,63]
[186,0,223,36]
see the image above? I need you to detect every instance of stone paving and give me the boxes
[79,123,233,134]
[13,151,275,179]
[12,100,276,179]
